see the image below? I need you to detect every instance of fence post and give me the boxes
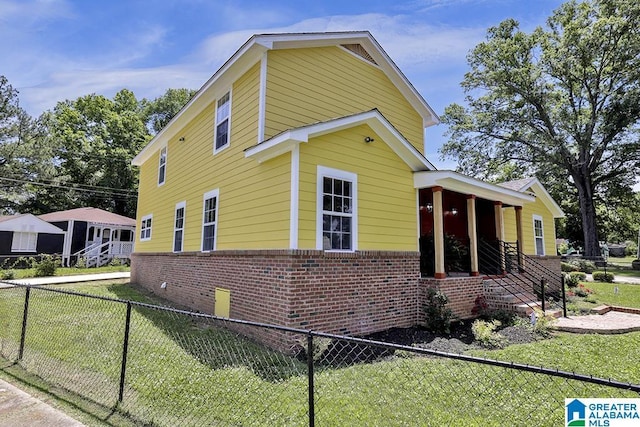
[307,333,315,427]
[118,302,132,403]
[18,287,31,361]
[540,279,546,313]
[561,274,567,317]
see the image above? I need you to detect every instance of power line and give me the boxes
[0,177,138,199]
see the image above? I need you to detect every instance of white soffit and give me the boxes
[413,170,536,206]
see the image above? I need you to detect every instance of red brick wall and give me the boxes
[529,255,562,276]
[419,276,484,320]
[131,250,421,349]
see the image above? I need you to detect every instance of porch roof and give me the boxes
[413,170,536,206]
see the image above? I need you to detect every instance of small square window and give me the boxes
[140,215,152,241]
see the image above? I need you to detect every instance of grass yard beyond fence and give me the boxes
[1,282,638,426]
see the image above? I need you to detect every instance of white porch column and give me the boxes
[467,195,479,276]
[494,201,506,273]
[433,186,446,279]
[515,206,525,271]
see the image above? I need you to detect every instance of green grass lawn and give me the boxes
[608,268,640,278]
[584,281,640,308]
[1,282,638,426]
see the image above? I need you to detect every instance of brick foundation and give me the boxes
[131,250,421,350]
[528,255,562,276]
[419,276,484,321]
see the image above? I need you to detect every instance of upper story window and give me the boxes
[533,215,545,256]
[317,166,357,251]
[140,214,153,241]
[158,147,167,185]
[173,202,185,252]
[202,189,219,251]
[214,92,231,153]
[11,232,37,252]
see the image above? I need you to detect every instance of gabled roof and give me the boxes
[132,31,439,167]
[39,208,136,227]
[498,177,565,218]
[0,214,65,234]
[413,170,536,206]
[244,109,436,171]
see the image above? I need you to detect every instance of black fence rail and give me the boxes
[1,283,638,426]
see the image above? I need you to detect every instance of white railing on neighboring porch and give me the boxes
[72,241,134,267]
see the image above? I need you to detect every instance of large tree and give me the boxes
[40,89,151,217]
[142,88,196,134]
[441,0,640,257]
[0,76,57,214]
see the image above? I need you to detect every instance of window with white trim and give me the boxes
[214,92,231,152]
[202,189,219,251]
[173,202,185,252]
[533,215,545,255]
[140,215,152,241]
[11,232,37,252]
[317,167,357,251]
[158,147,167,185]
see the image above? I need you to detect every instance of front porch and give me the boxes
[414,171,565,317]
[66,223,135,267]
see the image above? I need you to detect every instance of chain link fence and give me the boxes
[1,282,638,426]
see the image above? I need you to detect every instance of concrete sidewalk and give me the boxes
[4,272,130,287]
[0,379,84,427]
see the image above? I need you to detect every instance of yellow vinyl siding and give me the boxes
[135,62,291,252]
[264,47,425,153]
[298,124,417,251]
[503,195,557,256]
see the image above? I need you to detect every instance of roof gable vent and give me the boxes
[341,44,378,65]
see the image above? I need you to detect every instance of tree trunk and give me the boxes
[574,175,600,258]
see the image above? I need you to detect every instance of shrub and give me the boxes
[424,288,453,334]
[471,319,506,348]
[565,271,587,288]
[532,309,556,337]
[625,240,638,257]
[574,283,593,297]
[567,259,596,273]
[561,262,579,272]
[0,269,15,280]
[34,255,59,277]
[592,271,614,283]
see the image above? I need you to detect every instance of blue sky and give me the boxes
[0,0,566,169]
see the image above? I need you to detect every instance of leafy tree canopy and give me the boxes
[142,88,196,134]
[441,0,640,256]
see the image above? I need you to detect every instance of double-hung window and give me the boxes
[173,202,185,252]
[158,147,167,185]
[214,92,231,152]
[317,167,357,251]
[533,215,545,255]
[11,232,37,252]
[140,215,152,241]
[202,189,219,251]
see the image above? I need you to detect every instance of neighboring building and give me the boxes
[0,214,65,265]
[39,208,136,267]
[131,32,564,349]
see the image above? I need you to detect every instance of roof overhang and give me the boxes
[132,31,439,167]
[245,109,436,171]
[413,170,536,206]
[520,178,565,218]
[0,214,65,234]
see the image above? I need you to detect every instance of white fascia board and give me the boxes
[132,40,268,166]
[526,179,565,218]
[245,110,434,171]
[413,170,536,206]
[0,214,65,234]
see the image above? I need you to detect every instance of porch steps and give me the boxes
[483,277,541,316]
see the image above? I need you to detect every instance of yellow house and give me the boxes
[131,32,565,346]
